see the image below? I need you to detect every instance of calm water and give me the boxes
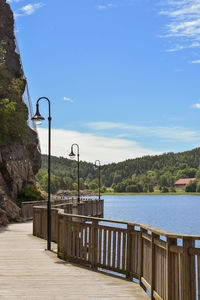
[103,195,200,235]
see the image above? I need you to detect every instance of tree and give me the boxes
[185,181,196,192]
[148,184,154,193]
[0,41,28,145]
[89,182,98,191]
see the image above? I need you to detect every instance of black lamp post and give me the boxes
[94,160,101,200]
[31,97,52,251]
[69,143,80,203]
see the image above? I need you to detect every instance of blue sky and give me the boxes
[7,0,200,163]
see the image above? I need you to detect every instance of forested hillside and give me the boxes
[36,148,200,193]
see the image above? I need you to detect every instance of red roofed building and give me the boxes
[174,178,196,190]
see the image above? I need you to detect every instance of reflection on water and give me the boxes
[103,195,200,235]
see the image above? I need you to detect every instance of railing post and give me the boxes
[166,237,177,300]
[151,233,159,299]
[139,228,147,292]
[126,224,134,280]
[181,237,196,300]
[92,219,98,270]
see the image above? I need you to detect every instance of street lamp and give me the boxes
[94,160,101,200]
[69,143,80,203]
[31,97,52,251]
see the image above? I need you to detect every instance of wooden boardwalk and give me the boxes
[0,222,149,300]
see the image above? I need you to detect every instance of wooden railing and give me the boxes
[33,207,200,300]
[22,197,104,220]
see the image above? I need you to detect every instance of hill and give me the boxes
[36,148,200,194]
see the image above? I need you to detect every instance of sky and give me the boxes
[7,0,200,164]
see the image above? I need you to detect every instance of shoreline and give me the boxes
[101,192,200,196]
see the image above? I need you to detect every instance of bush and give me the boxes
[185,181,196,192]
[196,183,200,193]
[161,186,169,193]
[169,186,176,193]
[17,185,44,207]
[148,184,154,193]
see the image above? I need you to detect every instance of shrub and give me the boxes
[161,186,169,193]
[17,185,44,207]
[185,181,196,192]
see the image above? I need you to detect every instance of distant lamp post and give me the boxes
[31,97,52,251]
[94,160,101,200]
[69,143,80,203]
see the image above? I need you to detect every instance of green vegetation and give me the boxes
[0,41,28,145]
[36,148,200,194]
[16,185,44,206]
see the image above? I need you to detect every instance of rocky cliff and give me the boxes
[0,0,41,225]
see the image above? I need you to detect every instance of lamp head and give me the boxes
[69,149,76,159]
[31,103,45,125]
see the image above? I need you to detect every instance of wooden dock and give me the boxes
[0,222,149,300]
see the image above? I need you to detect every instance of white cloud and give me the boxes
[14,2,44,17]
[63,97,74,103]
[190,59,200,63]
[87,122,199,142]
[7,0,23,2]
[36,128,160,164]
[97,3,114,10]
[160,0,200,52]
[193,103,200,108]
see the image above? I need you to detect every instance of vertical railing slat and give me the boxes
[112,230,116,268]
[117,231,121,269]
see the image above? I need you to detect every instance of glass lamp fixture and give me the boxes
[69,148,76,159]
[31,104,45,125]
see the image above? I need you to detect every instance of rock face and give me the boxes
[0,0,41,225]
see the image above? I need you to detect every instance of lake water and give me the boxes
[103,195,200,235]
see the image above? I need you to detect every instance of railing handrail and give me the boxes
[33,206,200,239]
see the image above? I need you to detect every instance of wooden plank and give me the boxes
[189,247,200,255]
[141,276,151,292]
[181,238,196,300]
[92,220,98,268]
[68,223,72,257]
[139,229,146,287]
[153,290,163,300]
[88,226,92,263]
[151,234,159,299]
[103,229,107,266]
[169,245,183,254]
[166,238,177,300]
[154,238,167,250]
[142,232,152,242]
[98,227,102,265]
[84,226,88,261]
[80,226,83,259]
[117,231,121,269]
[72,225,76,257]
[98,224,127,233]
[174,253,179,300]
[112,231,116,268]
[122,232,126,271]
[76,224,80,258]
[107,230,111,267]
[131,232,136,274]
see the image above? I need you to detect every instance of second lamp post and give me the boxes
[69,143,80,203]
